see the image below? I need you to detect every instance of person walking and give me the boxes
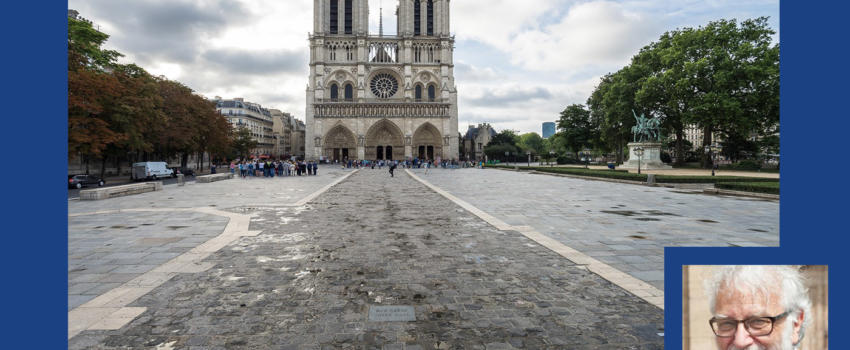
[312,161,318,176]
[424,160,430,175]
[389,161,397,177]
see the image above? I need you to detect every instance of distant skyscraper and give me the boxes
[542,122,556,138]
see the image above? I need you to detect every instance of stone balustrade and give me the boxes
[79,182,163,200]
[196,173,234,183]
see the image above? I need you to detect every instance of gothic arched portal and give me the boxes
[365,119,404,160]
[413,122,442,160]
[323,124,356,161]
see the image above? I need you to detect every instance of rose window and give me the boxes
[370,73,399,99]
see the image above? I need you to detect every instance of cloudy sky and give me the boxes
[68,0,778,135]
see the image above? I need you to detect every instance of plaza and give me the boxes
[67,167,777,348]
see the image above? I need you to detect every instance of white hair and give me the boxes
[705,266,812,346]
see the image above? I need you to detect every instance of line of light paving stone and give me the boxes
[67,170,360,339]
[405,169,665,309]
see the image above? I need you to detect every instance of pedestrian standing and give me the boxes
[313,161,318,176]
[389,162,397,177]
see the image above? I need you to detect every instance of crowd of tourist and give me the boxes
[228,159,319,178]
[223,157,486,179]
[332,158,485,170]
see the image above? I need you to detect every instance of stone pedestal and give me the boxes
[619,142,672,170]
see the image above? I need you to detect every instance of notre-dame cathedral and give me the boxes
[305,0,459,162]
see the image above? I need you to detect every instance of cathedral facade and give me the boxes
[305,0,459,162]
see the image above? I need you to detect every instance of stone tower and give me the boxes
[305,0,459,162]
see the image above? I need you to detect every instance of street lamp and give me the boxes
[527,150,531,167]
[634,147,645,175]
[549,150,555,167]
[505,151,509,165]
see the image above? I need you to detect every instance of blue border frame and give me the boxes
[5,1,69,348]
[7,0,848,348]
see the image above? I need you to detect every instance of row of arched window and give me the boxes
[413,43,439,63]
[414,84,437,101]
[326,42,355,61]
[413,0,435,36]
[329,0,353,35]
[329,83,354,101]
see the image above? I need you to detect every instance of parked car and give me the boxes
[174,168,195,176]
[68,174,105,189]
[131,161,175,180]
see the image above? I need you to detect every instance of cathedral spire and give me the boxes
[379,0,384,37]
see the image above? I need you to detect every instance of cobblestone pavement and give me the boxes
[409,168,779,290]
[70,169,664,349]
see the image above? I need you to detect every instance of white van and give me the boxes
[131,162,175,180]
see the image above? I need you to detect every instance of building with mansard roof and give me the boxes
[305,0,459,162]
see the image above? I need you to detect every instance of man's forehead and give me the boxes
[714,286,781,316]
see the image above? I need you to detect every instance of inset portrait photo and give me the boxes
[682,265,828,350]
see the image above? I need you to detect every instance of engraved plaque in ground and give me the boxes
[368,305,415,321]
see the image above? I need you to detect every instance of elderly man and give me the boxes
[706,266,811,350]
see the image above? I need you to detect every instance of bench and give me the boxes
[79,182,162,200]
[196,173,234,183]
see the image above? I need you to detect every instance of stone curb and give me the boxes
[703,188,779,200]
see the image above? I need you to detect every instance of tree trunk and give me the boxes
[702,125,713,169]
[181,153,189,169]
[99,156,107,179]
[85,156,90,175]
[675,129,685,166]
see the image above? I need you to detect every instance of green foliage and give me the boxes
[722,160,762,171]
[67,15,233,174]
[556,104,597,155]
[483,143,518,161]
[231,127,258,159]
[715,181,779,194]
[517,132,546,155]
[68,17,122,71]
[490,130,519,146]
[579,17,779,166]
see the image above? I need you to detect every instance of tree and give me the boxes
[231,127,258,159]
[664,18,779,167]
[556,104,596,157]
[68,16,126,174]
[489,130,519,147]
[68,17,122,72]
[517,132,545,156]
[483,143,518,162]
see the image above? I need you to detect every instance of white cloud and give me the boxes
[68,0,779,134]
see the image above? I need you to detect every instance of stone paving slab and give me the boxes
[68,211,229,311]
[69,169,664,349]
[408,168,778,291]
[68,167,354,215]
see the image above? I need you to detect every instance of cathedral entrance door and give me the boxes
[418,146,425,160]
[376,146,384,160]
[342,148,349,160]
[427,146,434,160]
[386,146,393,160]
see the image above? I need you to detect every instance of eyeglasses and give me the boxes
[709,311,790,337]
